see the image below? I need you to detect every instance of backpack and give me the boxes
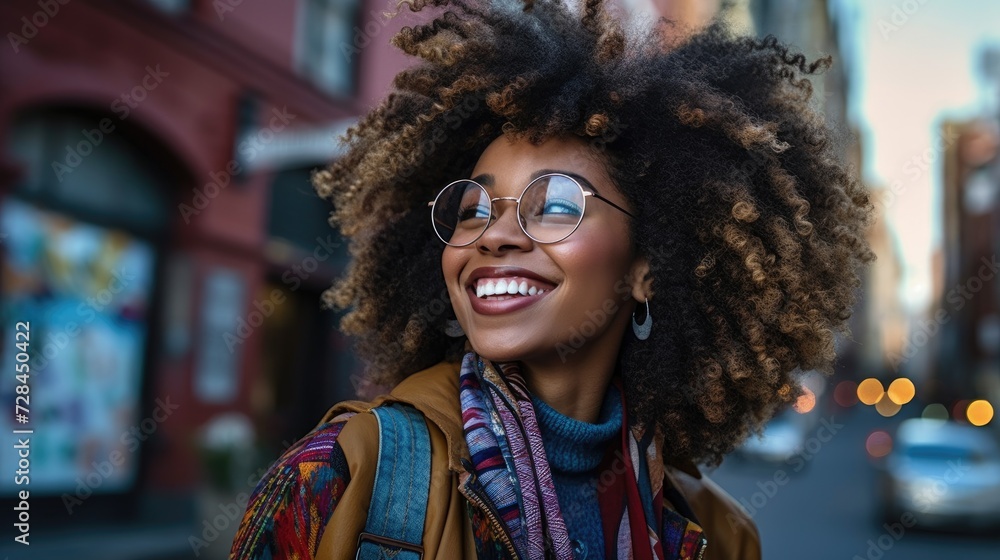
[354,402,432,560]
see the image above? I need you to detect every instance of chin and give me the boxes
[467,344,521,363]
[466,337,540,364]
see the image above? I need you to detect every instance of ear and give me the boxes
[628,256,653,302]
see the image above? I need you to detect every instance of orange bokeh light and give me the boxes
[875,394,902,417]
[794,386,816,413]
[857,378,885,406]
[967,400,994,426]
[887,378,915,405]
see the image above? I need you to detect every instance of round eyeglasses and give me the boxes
[427,172,634,247]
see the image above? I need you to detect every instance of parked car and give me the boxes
[878,418,1000,531]
[738,406,820,464]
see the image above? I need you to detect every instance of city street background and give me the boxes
[1,0,999,558]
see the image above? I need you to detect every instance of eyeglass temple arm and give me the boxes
[587,192,635,218]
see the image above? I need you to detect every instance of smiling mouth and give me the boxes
[472,277,551,299]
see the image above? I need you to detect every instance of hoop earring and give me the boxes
[444,319,465,338]
[632,297,652,340]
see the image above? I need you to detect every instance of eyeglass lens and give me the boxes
[431,175,586,246]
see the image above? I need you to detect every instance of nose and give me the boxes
[475,197,532,255]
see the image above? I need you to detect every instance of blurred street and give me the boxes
[710,405,1000,560]
[1,0,999,557]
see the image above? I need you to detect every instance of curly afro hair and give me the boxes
[313,0,877,465]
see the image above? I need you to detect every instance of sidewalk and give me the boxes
[0,522,195,560]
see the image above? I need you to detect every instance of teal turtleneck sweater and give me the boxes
[531,384,623,560]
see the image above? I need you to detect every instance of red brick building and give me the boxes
[0,1,422,539]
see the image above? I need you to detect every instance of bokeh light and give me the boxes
[875,394,902,417]
[866,430,893,458]
[857,378,885,406]
[921,403,949,420]
[834,380,858,407]
[794,386,816,413]
[953,400,971,422]
[886,378,915,405]
[967,400,995,426]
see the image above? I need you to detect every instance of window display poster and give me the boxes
[0,198,155,496]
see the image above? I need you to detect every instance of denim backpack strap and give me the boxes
[355,402,431,560]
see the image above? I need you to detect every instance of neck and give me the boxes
[513,316,630,423]
[519,364,610,424]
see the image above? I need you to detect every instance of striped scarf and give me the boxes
[459,351,707,559]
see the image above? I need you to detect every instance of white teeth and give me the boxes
[474,278,553,298]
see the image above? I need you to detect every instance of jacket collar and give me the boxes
[381,360,470,473]
[367,359,704,481]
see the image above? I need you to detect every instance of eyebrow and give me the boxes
[470,169,602,194]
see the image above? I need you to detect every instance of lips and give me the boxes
[465,266,557,315]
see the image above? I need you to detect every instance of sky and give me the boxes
[839,0,1000,311]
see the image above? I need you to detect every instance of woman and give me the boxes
[230,0,875,558]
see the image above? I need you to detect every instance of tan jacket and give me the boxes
[312,360,762,560]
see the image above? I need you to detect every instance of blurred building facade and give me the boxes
[0,0,425,552]
[0,0,881,556]
[936,117,1000,410]
[749,0,897,384]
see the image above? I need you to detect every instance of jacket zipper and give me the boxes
[458,472,522,559]
[695,537,707,560]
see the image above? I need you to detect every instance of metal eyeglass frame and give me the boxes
[427,172,635,247]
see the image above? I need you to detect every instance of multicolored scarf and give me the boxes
[459,351,707,559]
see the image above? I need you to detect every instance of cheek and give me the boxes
[556,225,632,278]
[441,247,460,280]
[441,247,466,298]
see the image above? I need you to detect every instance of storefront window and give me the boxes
[0,111,170,497]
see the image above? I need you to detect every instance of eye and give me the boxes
[457,203,491,222]
[541,198,583,216]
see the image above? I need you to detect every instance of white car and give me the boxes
[879,418,1000,530]
[738,407,819,464]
